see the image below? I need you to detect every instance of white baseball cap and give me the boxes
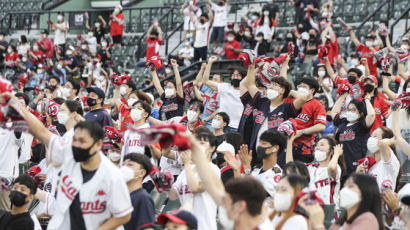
[216,142,235,156]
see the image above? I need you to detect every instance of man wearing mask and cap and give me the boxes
[50,12,69,59]
[5,92,133,229]
[84,87,113,128]
[110,5,124,47]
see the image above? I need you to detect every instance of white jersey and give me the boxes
[307,163,341,206]
[251,164,282,196]
[369,149,400,191]
[120,123,150,165]
[172,163,220,230]
[271,214,308,230]
[217,83,243,129]
[183,7,201,31]
[46,133,133,230]
[31,213,43,230]
[54,21,69,45]
[194,21,210,48]
[211,3,230,27]
[159,151,184,176]
[18,132,34,163]
[0,128,20,179]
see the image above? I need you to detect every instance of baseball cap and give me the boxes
[364,75,378,84]
[216,141,235,156]
[157,210,197,229]
[87,87,105,99]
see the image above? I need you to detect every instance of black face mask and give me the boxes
[199,19,205,24]
[72,141,97,162]
[231,79,241,87]
[218,1,225,6]
[145,80,151,85]
[87,97,97,107]
[286,37,292,42]
[216,153,225,166]
[9,190,27,207]
[256,146,274,159]
[149,37,156,41]
[309,34,315,39]
[347,76,357,84]
[364,84,375,93]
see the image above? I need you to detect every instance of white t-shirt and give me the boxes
[17,43,30,56]
[17,132,34,163]
[54,21,69,45]
[183,7,202,31]
[256,105,277,147]
[194,21,210,48]
[87,36,97,54]
[121,123,151,165]
[255,17,274,40]
[0,128,19,179]
[307,164,341,207]
[211,3,231,27]
[172,163,220,230]
[271,214,308,230]
[217,83,243,129]
[251,164,282,196]
[178,46,194,66]
[159,150,184,176]
[322,77,334,108]
[369,149,400,191]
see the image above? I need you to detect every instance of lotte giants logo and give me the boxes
[81,200,107,214]
[61,175,78,201]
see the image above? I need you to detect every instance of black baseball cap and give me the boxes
[41,29,49,35]
[157,210,198,229]
[87,87,105,99]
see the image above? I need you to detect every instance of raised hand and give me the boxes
[238,144,252,168]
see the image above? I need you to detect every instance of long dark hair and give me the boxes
[336,174,383,230]
[318,136,346,177]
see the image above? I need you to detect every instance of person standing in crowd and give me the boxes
[189,5,213,62]
[17,35,30,56]
[37,29,54,66]
[202,56,244,132]
[84,87,113,127]
[85,15,107,45]
[143,22,163,66]
[121,153,155,230]
[208,0,230,45]
[64,46,81,79]
[181,0,202,39]
[110,5,124,47]
[50,12,69,59]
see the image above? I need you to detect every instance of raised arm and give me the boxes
[180,150,204,193]
[243,62,258,98]
[382,75,398,100]
[392,110,410,156]
[378,138,395,163]
[202,56,219,91]
[286,135,296,163]
[193,63,206,86]
[99,15,107,28]
[151,69,164,96]
[206,5,214,25]
[328,144,342,180]
[279,55,291,78]
[156,23,163,41]
[170,59,183,98]
[324,57,337,82]
[330,92,348,119]
[347,26,360,47]
[364,95,376,128]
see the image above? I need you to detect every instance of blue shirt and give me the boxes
[124,188,155,230]
[84,108,113,127]
[52,68,67,85]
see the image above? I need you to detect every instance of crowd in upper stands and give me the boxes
[0,0,410,230]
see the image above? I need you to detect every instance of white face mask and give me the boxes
[367,137,380,153]
[266,89,279,100]
[187,110,198,122]
[7,48,12,53]
[88,32,93,37]
[339,187,360,209]
[101,42,107,47]
[322,11,329,18]
[95,23,100,28]
[218,207,236,230]
[345,111,359,122]
[350,59,359,66]
[57,112,69,125]
[365,41,373,47]
[401,44,408,50]
[66,50,73,56]
[22,57,27,62]
[314,149,328,162]
[114,8,120,14]
[130,109,143,121]
[244,31,251,37]
[274,193,293,212]
[297,87,310,96]
[165,68,173,75]
[37,69,44,74]
[164,88,175,98]
[373,40,379,46]
[33,45,39,51]
[96,62,102,69]
[184,41,190,47]
[127,98,137,108]
[57,64,62,70]
[318,70,326,77]
[108,151,121,162]
[255,37,262,41]
[212,119,221,129]
[119,166,134,182]
[227,36,234,42]
[81,45,87,50]
[120,86,127,96]
[251,15,258,21]
[264,11,269,16]
[57,15,63,21]
[62,87,71,98]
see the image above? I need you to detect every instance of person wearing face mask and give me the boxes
[330,173,383,230]
[347,52,366,75]
[51,61,67,87]
[239,129,286,197]
[177,39,194,66]
[115,88,148,132]
[238,26,254,49]
[224,31,241,59]
[4,45,19,69]
[315,64,334,107]
[37,29,54,61]
[110,5,124,47]
[269,175,309,230]
[287,135,345,209]
[57,100,83,135]
[161,100,203,133]
[357,127,401,192]
[331,92,375,175]
[28,43,44,66]
[188,6,213,61]
[121,101,151,159]
[346,26,379,76]
[242,6,260,32]
[251,32,269,57]
[145,22,163,63]
[97,39,111,67]
[85,15,107,45]
[50,12,69,59]
[84,87,113,128]
[120,153,155,230]
[17,35,30,56]
[0,31,8,66]
[16,54,34,76]
[64,46,81,78]
[202,56,244,132]
[208,0,231,44]
[0,175,37,229]
[255,9,275,42]
[181,0,202,40]
[151,61,185,120]
[85,31,97,55]
[214,141,236,184]
[61,80,82,105]
[211,112,230,144]
[169,132,220,230]
[291,77,327,163]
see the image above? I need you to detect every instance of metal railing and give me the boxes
[356,0,391,30]
[390,4,410,44]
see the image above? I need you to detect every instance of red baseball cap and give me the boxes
[364,75,378,85]
[157,210,197,229]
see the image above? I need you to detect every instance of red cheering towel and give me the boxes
[358,156,376,173]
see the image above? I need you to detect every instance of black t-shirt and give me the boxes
[305,38,320,55]
[52,120,67,136]
[160,93,185,120]
[334,115,370,175]
[215,134,225,146]
[93,27,106,44]
[221,166,234,184]
[69,168,97,230]
[0,41,8,62]
[0,210,34,230]
[65,55,81,73]
[124,188,155,230]
[97,47,111,66]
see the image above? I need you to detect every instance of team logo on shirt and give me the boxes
[273,175,281,183]
[128,138,142,147]
[296,113,311,122]
[61,175,78,201]
[178,185,191,195]
[339,130,355,141]
[81,200,107,214]
[374,108,381,115]
[243,105,252,116]
[314,178,335,188]
[162,103,178,112]
[97,190,106,196]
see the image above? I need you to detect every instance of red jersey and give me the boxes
[119,98,134,132]
[293,99,327,155]
[110,13,124,36]
[357,43,378,76]
[30,50,44,66]
[327,39,339,66]
[5,52,19,67]
[146,38,163,62]
[39,38,54,58]
[364,93,389,133]
[224,40,241,60]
